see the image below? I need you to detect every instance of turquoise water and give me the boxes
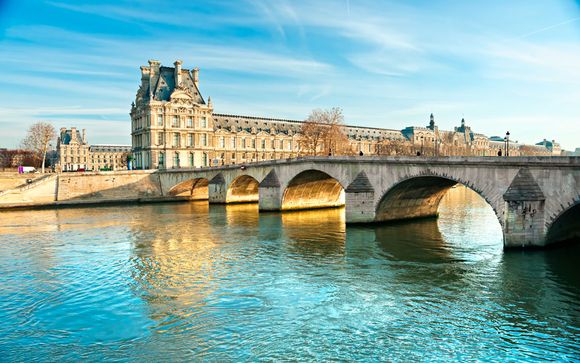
[0,187,578,361]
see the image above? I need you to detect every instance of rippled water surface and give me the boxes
[0,187,578,361]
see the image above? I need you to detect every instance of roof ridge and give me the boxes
[213,113,402,132]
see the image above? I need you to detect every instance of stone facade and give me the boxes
[131,60,560,169]
[161,156,580,248]
[57,127,90,171]
[57,128,131,171]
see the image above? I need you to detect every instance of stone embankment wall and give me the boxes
[0,171,174,209]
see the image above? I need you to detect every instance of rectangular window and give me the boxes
[157,115,163,126]
[173,133,180,147]
[189,153,194,167]
[261,139,266,149]
[280,140,284,149]
[219,137,225,148]
[159,153,165,166]
[187,117,193,128]
[242,138,246,148]
[288,141,292,150]
[252,139,256,148]
[201,134,207,146]
[271,140,275,149]
[188,134,193,147]
[232,138,236,148]
[200,117,207,128]
[157,133,164,145]
[172,116,179,128]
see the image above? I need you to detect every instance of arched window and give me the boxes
[202,152,208,167]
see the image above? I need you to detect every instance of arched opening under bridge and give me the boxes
[226,175,259,203]
[282,170,344,211]
[546,202,580,245]
[375,176,501,227]
[168,178,209,200]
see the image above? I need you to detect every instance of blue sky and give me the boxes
[0,0,579,150]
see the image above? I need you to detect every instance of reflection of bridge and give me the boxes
[159,156,580,249]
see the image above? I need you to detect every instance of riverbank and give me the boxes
[0,171,43,192]
[0,170,185,210]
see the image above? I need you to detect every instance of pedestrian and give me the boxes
[497,149,502,157]
[359,150,364,156]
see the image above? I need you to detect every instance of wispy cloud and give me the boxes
[514,16,580,40]
[1,0,579,150]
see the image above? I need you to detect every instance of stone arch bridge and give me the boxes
[158,156,580,249]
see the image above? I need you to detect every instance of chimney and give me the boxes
[82,129,87,144]
[174,60,183,86]
[140,66,150,90]
[148,59,160,97]
[71,127,77,141]
[192,67,199,87]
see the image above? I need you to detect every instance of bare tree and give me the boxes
[20,122,57,173]
[299,116,326,156]
[300,107,349,156]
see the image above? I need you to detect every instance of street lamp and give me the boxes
[505,131,510,157]
[420,136,424,156]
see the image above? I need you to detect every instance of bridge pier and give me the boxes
[258,170,282,211]
[345,171,376,223]
[208,173,227,204]
[502,168,547,248]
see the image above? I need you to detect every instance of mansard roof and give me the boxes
[212,113,406,139]
[89,145,132,153]
[58,129,84,145]
[141,63,205,105]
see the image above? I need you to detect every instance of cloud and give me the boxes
[482,40,580,84]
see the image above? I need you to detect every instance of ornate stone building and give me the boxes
[57,127,90,171]
[57,128,131,171]
[130,60,560,169]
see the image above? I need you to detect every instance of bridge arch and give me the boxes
[226,175,259,203]
[545,199,580,245]
[375,174,502,227]
[282,169,345,210]
[168,177,209,200]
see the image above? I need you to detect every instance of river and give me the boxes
[0,186,578,361]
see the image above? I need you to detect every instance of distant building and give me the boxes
[130,60,561,169]
[56,127,90,171]
[562,147,580,156]
[535,139,561,156]
[56,128,131,171]
[89,144,132,171]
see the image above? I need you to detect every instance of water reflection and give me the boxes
[0,187,578,361]
[281,208,346,259]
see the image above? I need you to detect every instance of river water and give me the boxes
[0,186,578,361]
